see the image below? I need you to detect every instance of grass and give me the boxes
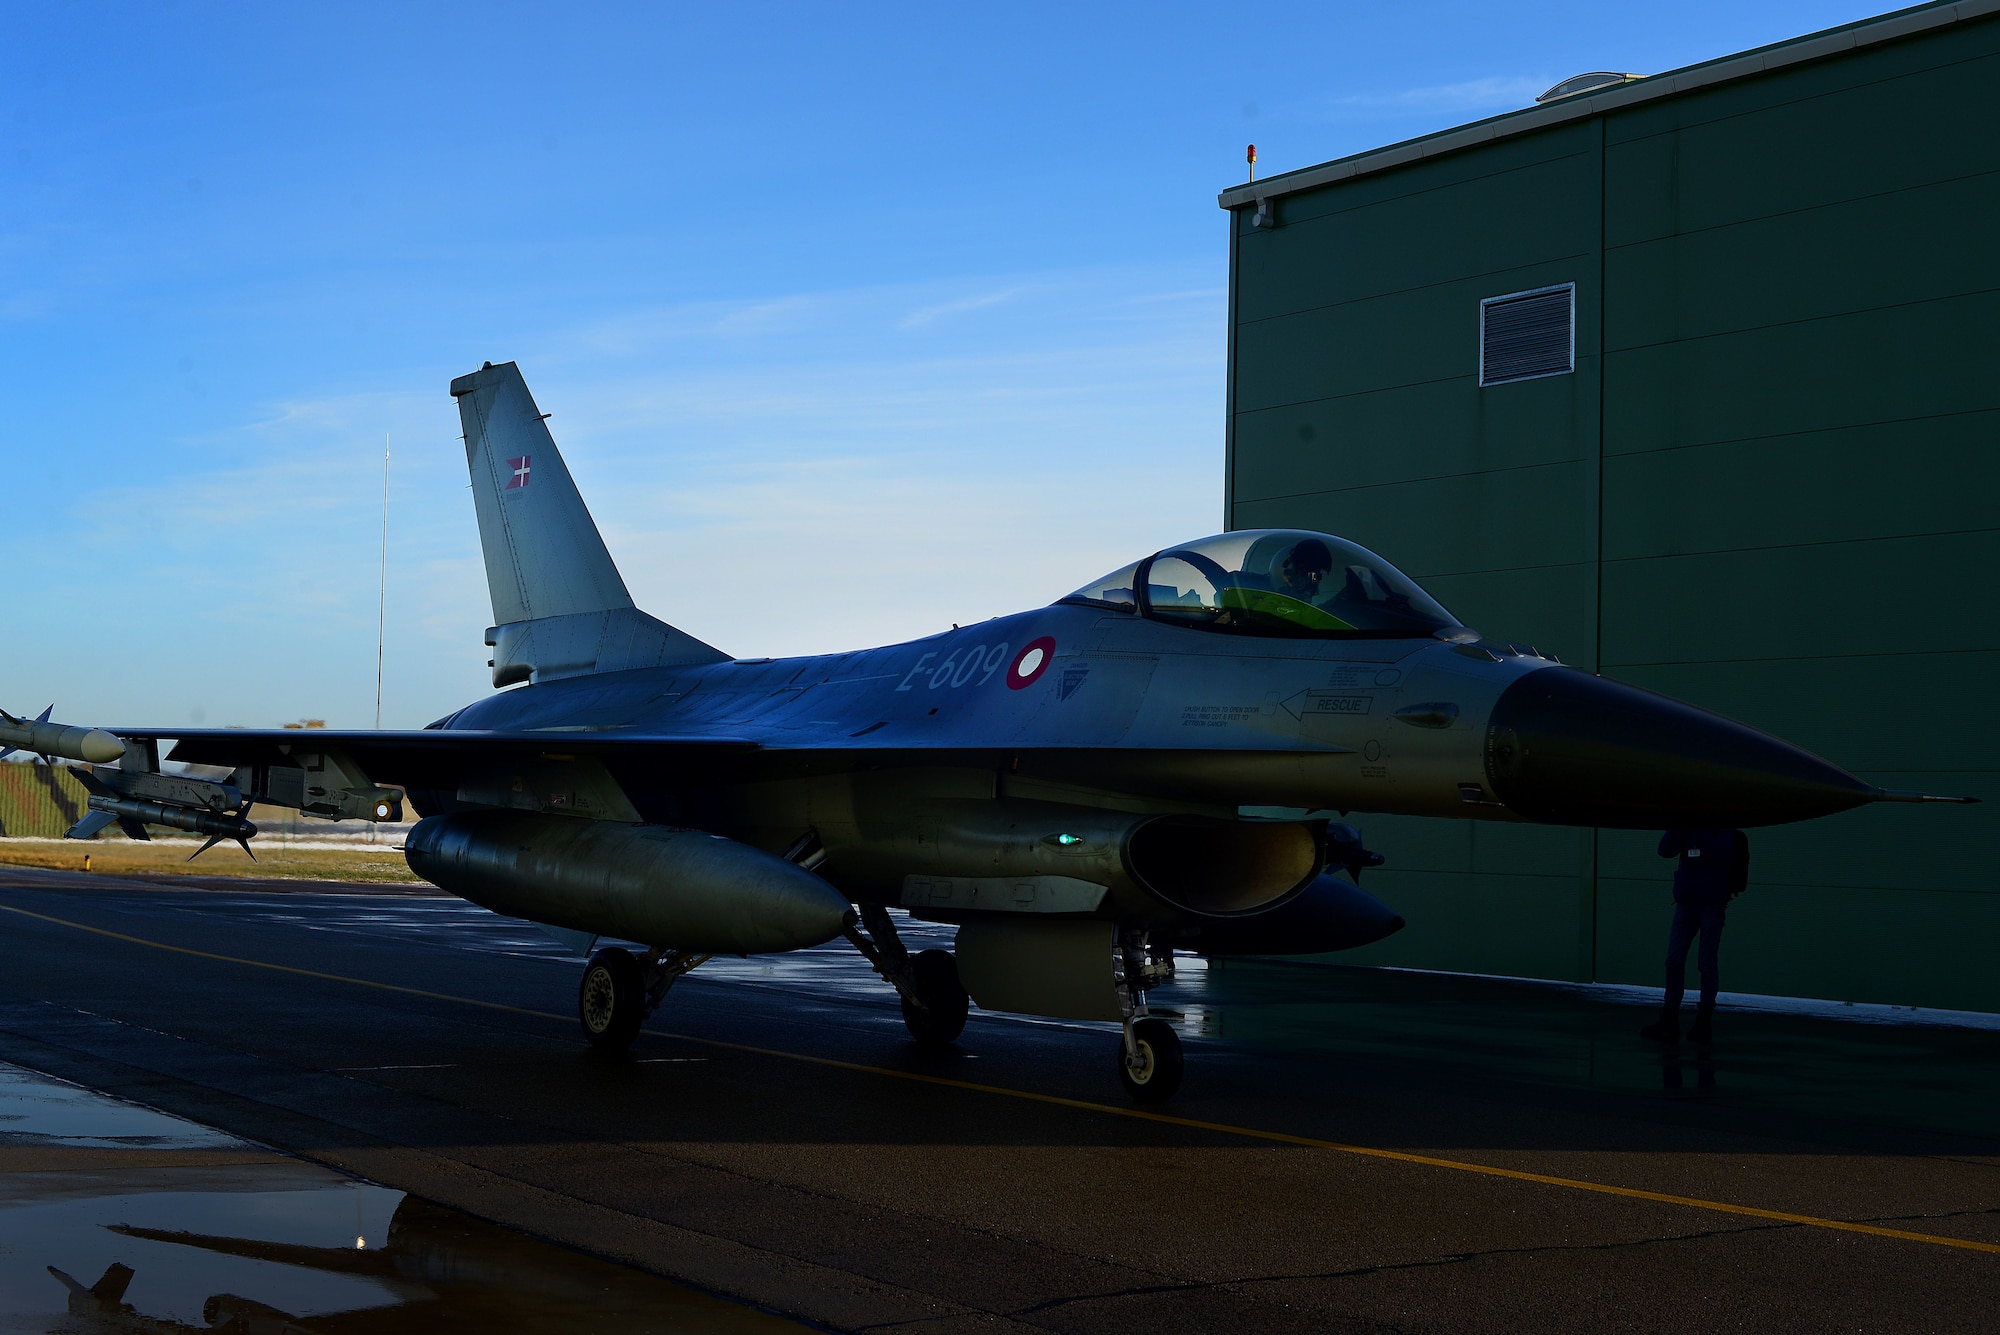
[0,764,424,885]
[0,836,423,883]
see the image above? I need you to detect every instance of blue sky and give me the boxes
[3,1,1888,728]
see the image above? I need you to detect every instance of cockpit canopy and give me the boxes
[1062,529,1461,639]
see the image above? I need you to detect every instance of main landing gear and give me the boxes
[844,909,1185,1100]
[844,904,969,1048]
[1115,927,1182,1102]
[578,945,710,1053]
[786,829,970,1049]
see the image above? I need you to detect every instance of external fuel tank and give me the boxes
[404,811,853,954]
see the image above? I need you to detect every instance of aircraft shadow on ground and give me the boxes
[45,1195,768,1334]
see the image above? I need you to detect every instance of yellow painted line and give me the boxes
[0,900,561,1022]
[3,897,1996,1257]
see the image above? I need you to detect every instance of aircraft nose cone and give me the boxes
[1485,667,1873,828]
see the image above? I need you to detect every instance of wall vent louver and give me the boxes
[1479,284,1575,386]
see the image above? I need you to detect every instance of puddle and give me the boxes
[0,1063,805,1332]
[0,1064,240,1151]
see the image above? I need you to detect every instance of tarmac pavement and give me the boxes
[0,865,1995,1333]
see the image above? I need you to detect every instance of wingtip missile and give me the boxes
[0,711,124,764]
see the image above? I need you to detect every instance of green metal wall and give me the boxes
[0,761,90,839]
[1227,15,2000,1010]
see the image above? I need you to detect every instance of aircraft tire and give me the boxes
[1117,1017,1183,1102]
[579,946,645,1052]
[901,949,970,1047]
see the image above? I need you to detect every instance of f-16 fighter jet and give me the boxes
[15,362,1971,1101]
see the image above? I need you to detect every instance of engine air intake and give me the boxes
[1125,815,1322,916]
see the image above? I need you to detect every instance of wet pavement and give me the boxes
[85,872,1998,1147]
[0,1061,803,1332]
[0,866,1995,1333]
[1184,956,2000,1144]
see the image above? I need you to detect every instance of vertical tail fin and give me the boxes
[451,362,727,686]
[452,360,631,624]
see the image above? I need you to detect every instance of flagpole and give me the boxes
[375,433,389,731]
[374,435,388,731]
[371,433,389,846]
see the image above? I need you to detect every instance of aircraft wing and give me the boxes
[134,725,1343,818]
[156,726,758,769]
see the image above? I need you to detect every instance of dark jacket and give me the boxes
[1658,828,1749,907]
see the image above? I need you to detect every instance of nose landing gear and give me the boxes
[1116,928,1183,1102]
[1118,1016,1183,1101]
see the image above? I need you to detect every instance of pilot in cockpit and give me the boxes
[1062,528,1461,637]
[1272,538,1334,603]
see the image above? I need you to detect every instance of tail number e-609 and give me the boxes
[896,642,1014,692]
[897,636,1059,692]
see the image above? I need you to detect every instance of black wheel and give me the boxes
[578,947,645,1052]
[900,949,969,1048]
[1117,1016,1183,1102]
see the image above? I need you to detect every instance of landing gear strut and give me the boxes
[784,828,970,1048]
[844,904,969,1048]
[578,945,710,1052]
[1115,928,1182,1101]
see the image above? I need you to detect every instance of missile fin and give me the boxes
[116,816,151,841]
[64,810,118,841]
[231,796,258,859]
[0,705,21,753]
[190,796,261,860]
[24,705,54,767]
[188,831,257,862]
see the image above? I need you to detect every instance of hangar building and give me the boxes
[1219,0,1999,1012]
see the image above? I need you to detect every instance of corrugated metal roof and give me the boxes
[1218,0,2000,211]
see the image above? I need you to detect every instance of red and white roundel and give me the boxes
[1006,636,1057,690]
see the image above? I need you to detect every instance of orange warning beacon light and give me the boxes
[1247,143,1257,183]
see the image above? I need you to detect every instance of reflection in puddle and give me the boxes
[0,1063,802,1332]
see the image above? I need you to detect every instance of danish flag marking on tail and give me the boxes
[506,455,532,490]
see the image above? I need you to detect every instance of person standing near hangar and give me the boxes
[1641,829,1751,1045]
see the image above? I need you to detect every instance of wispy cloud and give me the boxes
[4,262,1221,725]
[565,280,1031,354]
[712,295,822,337]
[2,384,490,728]
[898,287,1024,330]
[549,268,1211,379]
[1333,75,1545,116]
[569,294,825,355]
